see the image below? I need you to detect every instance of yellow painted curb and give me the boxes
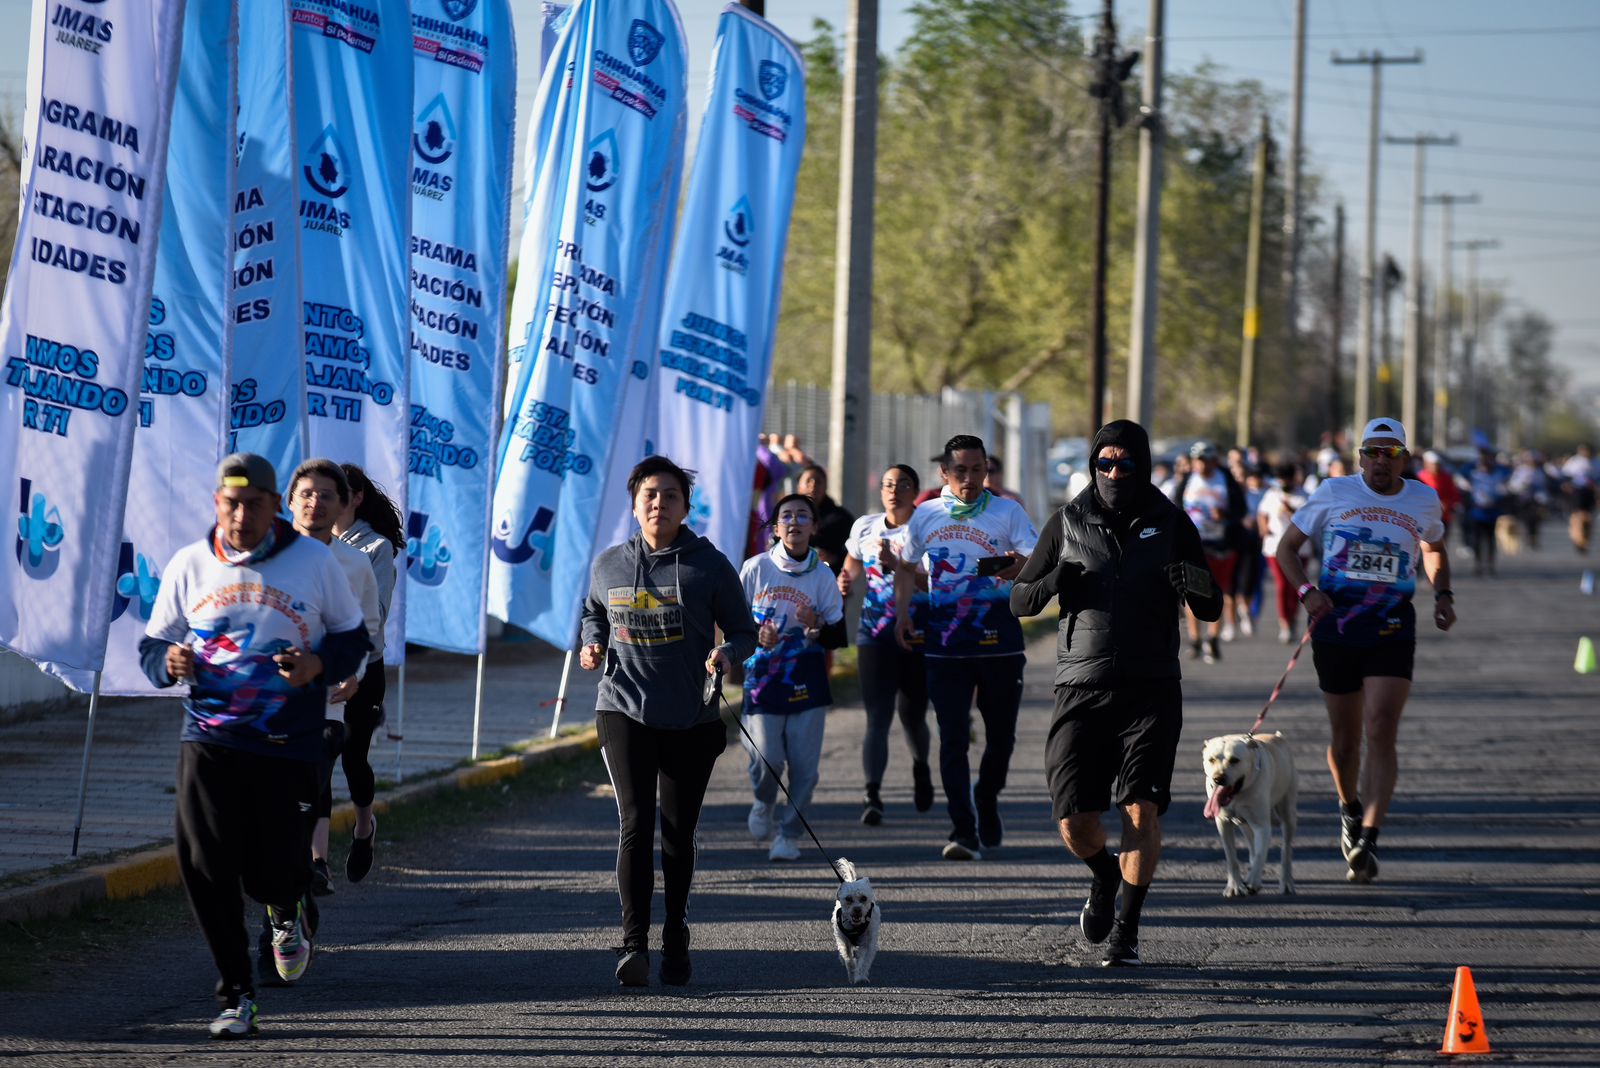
[455,754,525,789]
[101,848,180,900]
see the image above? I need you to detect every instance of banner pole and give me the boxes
[393,662,407,784]
[471,651,487,760]
[70,672,104,857]
[549,649,573,738]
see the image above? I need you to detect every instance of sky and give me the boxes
[2,0,1595,387]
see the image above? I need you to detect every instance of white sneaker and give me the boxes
[1239,615,1254,638]
[208,997,258,1039]
[768,834,801,861]
[1220,622,1236,642]
[747,801,774,842]
[1278,624,1293,644]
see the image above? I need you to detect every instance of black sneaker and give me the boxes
[976,795,1004,849]
[1100,920,1141,967]
[1080,877,1118,944]
[1204,638,1221,664]
[1347,837,1380,884]
[346,815,377,884]
[860,786,884,826]
[660,923,691,986]
[912,761,935,812]
[1187,640,1202,661]
[310,859,335,897]
[615,947,649,987]
[941,834,982,861]
[1339,806,1363,863]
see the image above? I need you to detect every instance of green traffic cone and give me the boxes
[1577,637,1597,675]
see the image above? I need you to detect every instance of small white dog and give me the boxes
[1201,731,1298,898]
[831,858,880,984]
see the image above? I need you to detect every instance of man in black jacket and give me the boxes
[1011,420,1222,966]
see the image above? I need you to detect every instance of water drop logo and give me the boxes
[688,486,713,534]
[759,60,787,101]
[584,130,619,193]
[302,125,351,199]
[723,196,753,248]
[16,479,65,580]
[717,196,753,275]
[113,542,162,622]
[491,506,556,573]
[628,19,664,66]
[413,94,457,166]
[406,511,453,587]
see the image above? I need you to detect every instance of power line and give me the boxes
[1168,24,1600,43]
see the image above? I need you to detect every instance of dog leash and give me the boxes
[710,668,846,885]
[1247,628,1312,736]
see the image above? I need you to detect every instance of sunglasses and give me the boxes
[776,513,813,526]
[1360,446,1406,460]
[1094,457,1139,474]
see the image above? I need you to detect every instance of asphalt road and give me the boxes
[3,537,1598,1065]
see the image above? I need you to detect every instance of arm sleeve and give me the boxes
[580,558,609,649]
[367,541,397,629]
[845,515,870,561]
[1289,483,1331,539]
[1175,510,1225,622]
[900,508,927,571]
[716,557,760,664]
[1009,509,1065,618]
[1420,489,1446,543]
[143,547,191,644]
[138,636,177,688]
[357,566,381,648]
[316,625,371,686]
[1008,501,1040,554]
[816,569,845,625]
[319,552,366,636]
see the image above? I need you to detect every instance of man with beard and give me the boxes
[1010,420,1222,966]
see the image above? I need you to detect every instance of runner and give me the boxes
[838,464,933,825]
[740,493,847,861]
[894,434,1037,861]
[1171,441,1247,664]
[1258,463,1311,643]
[139,454,369,1037]
[1562,444,1597,554]
[1275,418,1456,884]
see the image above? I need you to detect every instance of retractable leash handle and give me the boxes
[715,684,846,885]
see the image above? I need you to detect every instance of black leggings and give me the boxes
[858,642,930,787]
[596,710,727,951]
[316,665,385,818]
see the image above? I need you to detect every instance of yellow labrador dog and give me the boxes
[1202,732,1297,897]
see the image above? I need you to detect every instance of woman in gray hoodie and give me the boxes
[580,456,758,988]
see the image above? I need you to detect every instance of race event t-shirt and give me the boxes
[900,490,1039,658]
[1291,474,1445,646]
[146,534,366,762]
[740,546,845,713]
[1182,469,1230,546]
[846,512,927,647]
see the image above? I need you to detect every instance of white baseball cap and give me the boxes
[1361,418,1407,448]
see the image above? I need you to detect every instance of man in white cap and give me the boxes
[1274,419,1455,884]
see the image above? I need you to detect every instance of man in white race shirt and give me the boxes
[1275,419,1456,885]
[895,434,1037,861]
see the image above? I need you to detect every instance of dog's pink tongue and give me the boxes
[1204,784,1235,820]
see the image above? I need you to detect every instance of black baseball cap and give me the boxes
[216,453,278,495]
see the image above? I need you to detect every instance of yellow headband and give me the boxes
[221,475,250,488]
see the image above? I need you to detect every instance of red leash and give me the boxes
[1248,628,1312,736]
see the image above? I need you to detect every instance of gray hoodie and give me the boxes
[581,528,758,729]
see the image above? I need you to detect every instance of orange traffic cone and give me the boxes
[1439,966,1492,1055]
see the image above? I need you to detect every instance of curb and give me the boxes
[0,729,599,927]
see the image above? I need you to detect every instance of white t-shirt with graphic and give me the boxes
[739,546,845,714]
[845,512,927,647]
[1182,470,1230,545]
[900,491,1039,658]
[1291,474,1445,645]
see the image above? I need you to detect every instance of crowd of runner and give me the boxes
[144,417,1595,1036]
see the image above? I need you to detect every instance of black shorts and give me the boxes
[1046,681,1182,819]
[1311,639,1415,695]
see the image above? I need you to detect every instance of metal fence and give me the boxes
[764,382,1055,514]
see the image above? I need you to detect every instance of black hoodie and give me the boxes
[1009,421,1223,688]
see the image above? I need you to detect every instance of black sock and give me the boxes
[1118,880,1150,930]
[1359,826,1380,847]
[1341,800,1364,820]
[1082,846,1120,884]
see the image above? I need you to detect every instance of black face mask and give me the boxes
[1096,471,1144,515]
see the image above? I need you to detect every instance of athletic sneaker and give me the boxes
[310,858,334,897]
[1203,638,1221,665]
[660,922,691,986]
[1278,623,1293,644]
[1239,615,1254,638]
[208,997,258,1039]
[615,947,649,987]
[976,795,1004,849]
[941,834,982,861]
[267,902,312,983]
[1101,921,1141,966]
[768,834,801,862]
[860,786,884,826]
[912,761,935,813]
[1220,622,1236,642]
[747,801,774,843]
[1339,805,1363,863]
[346,815,377,883]
[1347,837,1380,884]
[1187,640,1202,661]
[1080,877,1118,944]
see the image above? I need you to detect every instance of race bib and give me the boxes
[1344,542,1399,583]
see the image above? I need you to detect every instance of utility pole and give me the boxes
[1378,255,1401,413]
[1236,114,1270,447]
[1278,0,1307,448]
[1452,237,1499,434]
[1331,49,1422,436]
[1126,0,1164,430]
[1088,0,1139,436]
[1385,131,1456,434]
[828,0,877,517]
[1423,191,1478,448]
[1329,202,1345,435]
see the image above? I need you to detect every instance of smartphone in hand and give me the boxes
[976,555,1011,578]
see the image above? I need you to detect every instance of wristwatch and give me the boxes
[1296,582,1318,603]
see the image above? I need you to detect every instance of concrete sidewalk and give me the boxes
[0,634,603,883]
